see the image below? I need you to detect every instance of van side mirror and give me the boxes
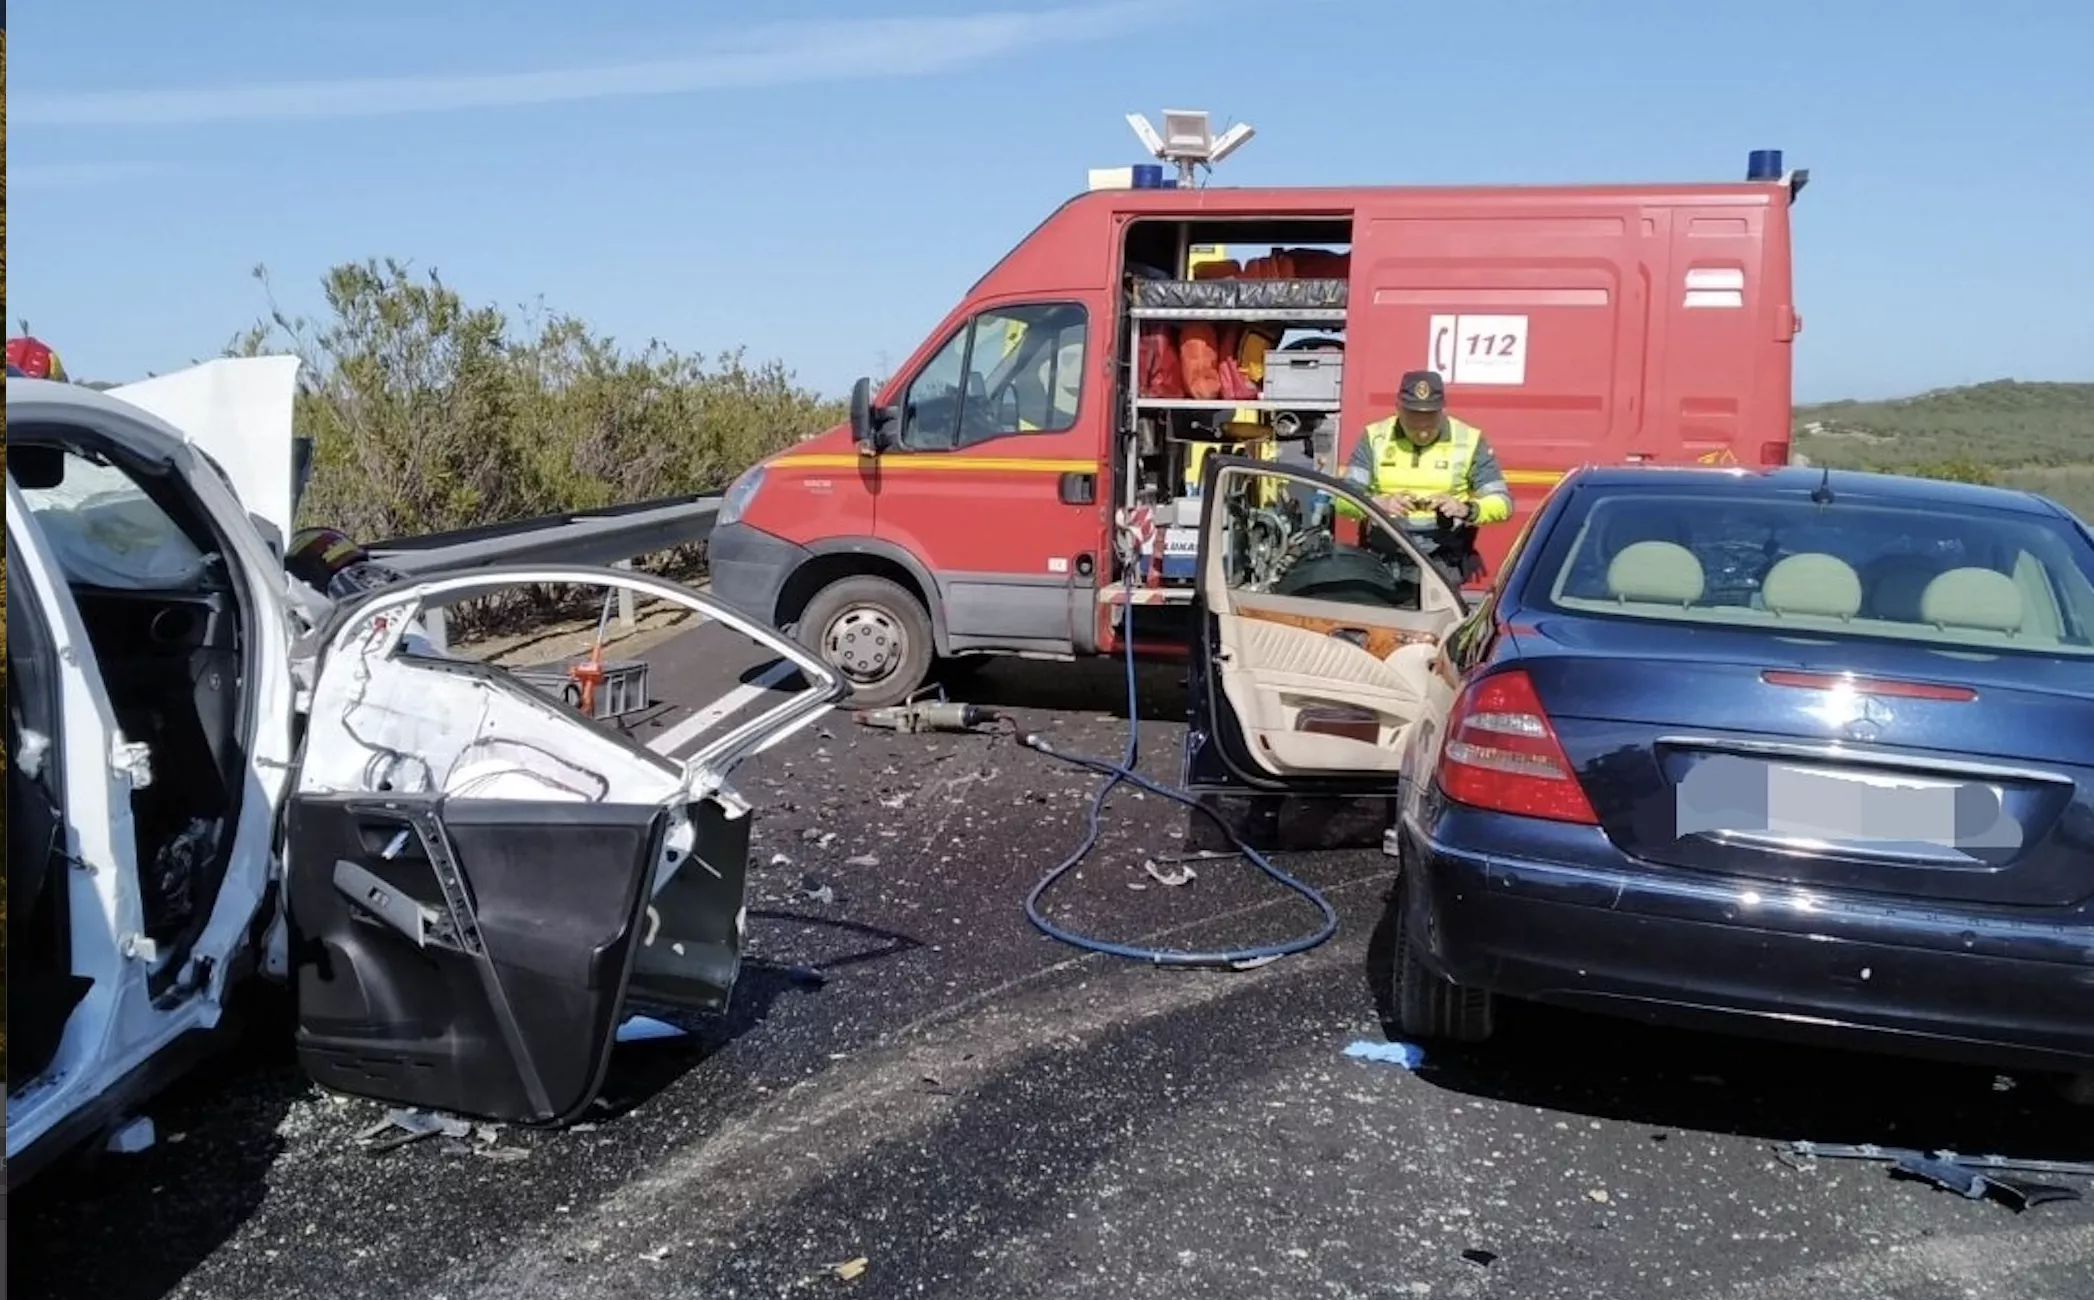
[850,377,892,456]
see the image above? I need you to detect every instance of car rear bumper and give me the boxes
[1397,815,2094,1073]
[707,522,808,629]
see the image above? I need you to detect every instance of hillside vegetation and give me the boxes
[1796,379,2094,520]
[224,261,847,546]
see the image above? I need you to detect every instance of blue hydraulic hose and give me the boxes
[1021,568,1340,968]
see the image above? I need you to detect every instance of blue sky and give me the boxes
[9,0,2092,401]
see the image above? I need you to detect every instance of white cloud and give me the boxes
[14,2,1176,128]
[10,161,184,191]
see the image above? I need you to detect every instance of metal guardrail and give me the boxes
[370,494,722,574]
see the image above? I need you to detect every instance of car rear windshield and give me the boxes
[1530,487,2094,658]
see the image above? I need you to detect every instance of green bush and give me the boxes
[226,260,846,545]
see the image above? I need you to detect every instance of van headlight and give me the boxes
[717,464,767,527]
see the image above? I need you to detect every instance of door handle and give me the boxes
[1059,472,1096,505]
[1329,627,1368,648]
[335,858,442,948]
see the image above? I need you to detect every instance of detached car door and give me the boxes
[287,566,844,1125]
[1182,456,1470,798]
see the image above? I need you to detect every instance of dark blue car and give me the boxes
[1182,458,2094,1086]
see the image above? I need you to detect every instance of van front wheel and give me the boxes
[798,575,934,709]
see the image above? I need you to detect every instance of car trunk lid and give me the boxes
[1515,618,2094,907]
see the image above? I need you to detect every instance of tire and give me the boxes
[1387,869,1496,1044]
[797,575,935,709]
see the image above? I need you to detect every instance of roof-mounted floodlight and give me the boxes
[1208,122,1255,164]
[1126,108,1256,185]
[1125,113,1165,157]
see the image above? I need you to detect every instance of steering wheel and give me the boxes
[1273,546,1418,609]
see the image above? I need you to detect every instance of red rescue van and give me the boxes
[709,161,1806,705]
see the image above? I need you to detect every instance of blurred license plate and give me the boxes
[1764,763,1959,845]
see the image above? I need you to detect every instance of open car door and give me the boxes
[286,566,843,1125]
[1183,456,1469,797]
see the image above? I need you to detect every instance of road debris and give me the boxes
[831,1256,870,1282]
[1891,1153,2083,1211]
[357,1108,472,1154]
[1143,859,1197,887]
[1783,1141,2093,1211]
[1342,1039,1426,1070]
[1461,1249,1500,1268]
[616,1015,688,1043]
[106,1116,157,1154]
[800,875,837,905]
[1783,1141,2094,1178]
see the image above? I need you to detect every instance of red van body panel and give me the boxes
[715,178,1797,664]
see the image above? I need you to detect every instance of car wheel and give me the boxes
[799,575,935,709]
[1388,871,1495,1044]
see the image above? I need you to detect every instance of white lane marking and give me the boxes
[645,657,799,756]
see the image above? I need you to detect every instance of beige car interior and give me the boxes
[1203,472,1466,777]
[1569,539,2070,651]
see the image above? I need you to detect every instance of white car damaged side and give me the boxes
[5,362,845,1186]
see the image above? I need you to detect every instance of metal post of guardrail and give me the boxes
[614,558,637,630]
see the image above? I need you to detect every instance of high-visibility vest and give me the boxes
[1349,415,1486,528]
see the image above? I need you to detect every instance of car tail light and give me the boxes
[1761,670,1977,702]
[1436,669,1598,825]
[1759,440,1791,467]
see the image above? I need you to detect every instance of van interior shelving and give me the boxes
[1111,217,1356,612]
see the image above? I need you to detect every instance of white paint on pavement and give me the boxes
[645,657,800,756]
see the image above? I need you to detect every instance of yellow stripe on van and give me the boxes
[774,454,1556,482]
[770,454,1098,474]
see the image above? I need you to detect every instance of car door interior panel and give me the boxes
[1197,459,1466,781]
[1214,613,1437,772]
[287,794,668,1125]
[6,569,93,1086]
[625,795,753,1015]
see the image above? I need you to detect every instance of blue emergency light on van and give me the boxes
[1132,164,1166,189]
[1747,149,1784,181]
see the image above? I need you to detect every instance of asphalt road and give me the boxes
[12,622,2093,1300]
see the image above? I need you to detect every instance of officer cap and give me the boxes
[1397,369,1445,412]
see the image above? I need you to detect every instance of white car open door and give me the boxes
[4,481,153,1170]
[284,566,843,1125]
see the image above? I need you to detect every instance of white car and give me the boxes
[5,361,844,1186]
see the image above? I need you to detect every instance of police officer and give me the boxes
[1342,369,1514,589]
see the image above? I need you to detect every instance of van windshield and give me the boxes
[1531,486,2094,658]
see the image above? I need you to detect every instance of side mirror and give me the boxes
[850,377,890,456]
